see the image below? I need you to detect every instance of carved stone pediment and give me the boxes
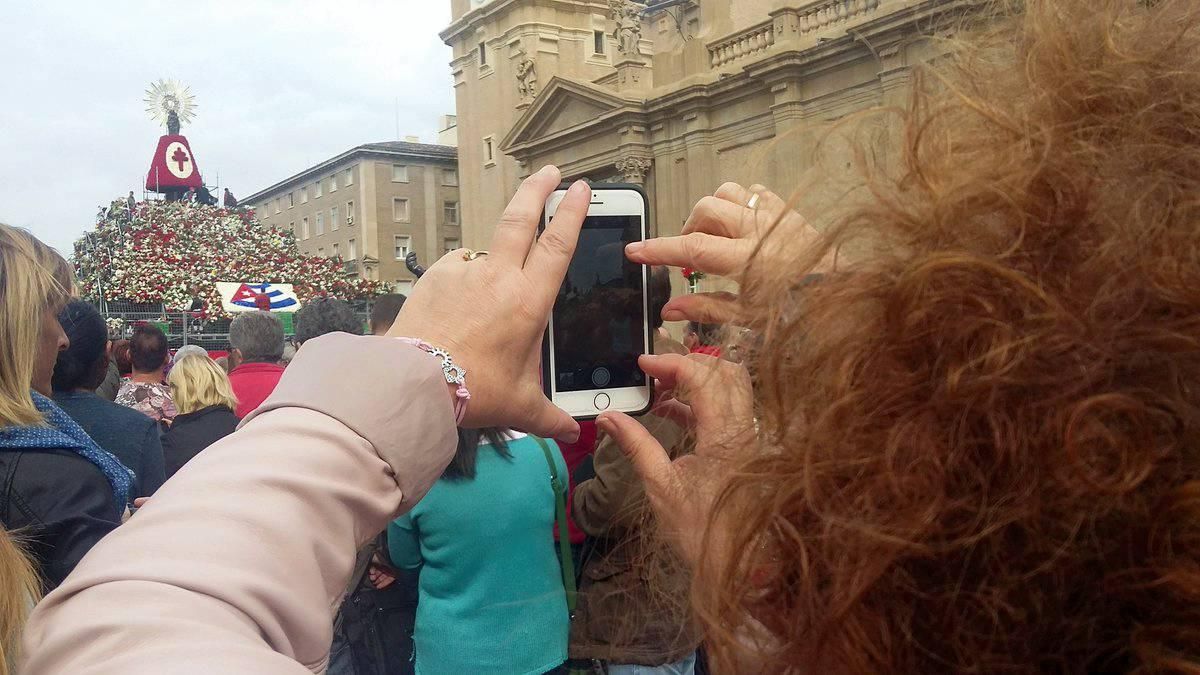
[501,77,641,153]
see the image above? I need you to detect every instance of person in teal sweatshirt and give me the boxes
[388,429,569,675]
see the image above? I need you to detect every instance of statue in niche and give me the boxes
[609,0,643,57]
[516,47,538,99]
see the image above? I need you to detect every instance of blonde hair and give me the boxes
[0,530,40,675]
[168,354,238,415]
[0,224,73,427]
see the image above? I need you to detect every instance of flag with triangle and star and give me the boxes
[215,282,301,313]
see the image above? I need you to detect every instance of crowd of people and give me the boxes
[1,1,1198,673]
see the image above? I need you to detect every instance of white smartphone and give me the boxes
[542,183,653,420]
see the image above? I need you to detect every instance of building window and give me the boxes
[442,169,458,186]
[302,217,309,240]
[288,192,295,208]
[274,199,281,214]
[315,180,323,198]
[348,238,357,260]
[332,243,340,259]
[444,201,459,226]
[444,238,461,254]
[346,201,355,225]
[392,164,409,182]
[594,30,606,55]
[394,235,412,261]
[301,187,309,204]
[483,137,495,164]
[318,247,325,257]
[288,221,295,234]
[478,42,488,67]
[316,211,325,235]
[330,173,338,192]
[261,203,269,215]
[344,168,353,186]
[330,206,339,231]
[393,198,409,222]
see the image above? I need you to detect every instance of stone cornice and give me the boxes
[502,0,987,166]
[440,0,610,45]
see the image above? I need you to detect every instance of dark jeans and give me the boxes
[328,569,419,675]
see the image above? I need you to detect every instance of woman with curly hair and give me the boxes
[18,1,1200,673]
[607,0,1200,672]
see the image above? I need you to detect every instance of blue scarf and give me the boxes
[0,391,133,511]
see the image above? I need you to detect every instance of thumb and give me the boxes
[524,396,581,444]
[597,412,676,499]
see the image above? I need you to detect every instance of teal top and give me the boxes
[388,433,569,675]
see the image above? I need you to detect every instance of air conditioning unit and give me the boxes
[346,215,355,226]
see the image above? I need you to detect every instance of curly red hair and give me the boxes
[701,0,1200,672]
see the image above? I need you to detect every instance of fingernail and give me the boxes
[537,165,555,176]
[626,241,645,255]
[567,180,589,196]
[563,428,580,444]
[595,415,614,436]
[662,308,684,321]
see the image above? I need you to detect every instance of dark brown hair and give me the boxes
[369,294,407,334]
[129,325,168,374]
[441,428,512,481]
[111,339,132,376]
[699,1,1200,672]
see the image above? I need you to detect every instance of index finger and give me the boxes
[625,232,754,277]
[489,165,563,264]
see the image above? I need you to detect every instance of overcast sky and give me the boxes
[0,1,455,256]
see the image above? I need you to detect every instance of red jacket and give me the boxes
[556,421,598,544]
[228,362,286,418]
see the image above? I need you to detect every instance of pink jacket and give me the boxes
[22,334,458,674]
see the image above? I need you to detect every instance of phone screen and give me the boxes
[552,215,647,393]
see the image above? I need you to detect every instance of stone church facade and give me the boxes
[442,0,974,251]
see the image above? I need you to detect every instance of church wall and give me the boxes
[446,0,970,280]
[444,0,619,248]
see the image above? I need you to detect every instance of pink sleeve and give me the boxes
[21,334,458,675]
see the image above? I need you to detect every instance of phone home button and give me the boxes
[594,393,611,411]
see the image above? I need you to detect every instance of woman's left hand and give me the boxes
[597,353,755,566]
[389,166,591,443]
[627,182,830,326]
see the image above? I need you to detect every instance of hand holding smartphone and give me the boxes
[542,183,653,420]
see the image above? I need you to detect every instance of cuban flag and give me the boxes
[216,282,301,313]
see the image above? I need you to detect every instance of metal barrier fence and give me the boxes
[98,305,373,350]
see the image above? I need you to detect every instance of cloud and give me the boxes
[0,0,454,257]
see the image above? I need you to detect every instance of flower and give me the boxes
[75,198,389,317]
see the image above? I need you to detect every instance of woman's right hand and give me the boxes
[625,182,831,326]
[389,166,591,443]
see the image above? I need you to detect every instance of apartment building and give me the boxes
[246,140,461,294]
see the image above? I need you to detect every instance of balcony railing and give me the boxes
[707,0,884,69]
[709,20,775,68]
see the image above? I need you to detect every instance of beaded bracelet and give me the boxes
[395,337,470,424]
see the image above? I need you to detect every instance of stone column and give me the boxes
[876,42,911,107]
[615,156,652,184]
